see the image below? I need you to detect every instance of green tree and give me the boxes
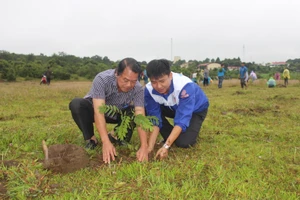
[0,60,16,81]
[26,54,35,62]
[203,58,210,63]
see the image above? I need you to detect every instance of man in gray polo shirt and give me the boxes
[69,58,148,163]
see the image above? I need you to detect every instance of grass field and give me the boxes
[1,79,300,199]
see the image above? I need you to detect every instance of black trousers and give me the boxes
[284,78,288,86]
[46,77,51,85]
[69,98,135,142]
[159,106,208,148]
[240,78,246,88]
[203,78,209,86]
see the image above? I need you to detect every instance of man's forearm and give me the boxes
[134,106,149,148]
[137,127,148,148]
[94,113,110,143]
[92,99,110,144]
[148,126,160,151]
[165,125,182,147]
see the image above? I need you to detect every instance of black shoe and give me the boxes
[108,133,128,146]
[108,133,118,144]
[85,139,98,150]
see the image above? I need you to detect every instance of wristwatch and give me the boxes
[163,143,170,149]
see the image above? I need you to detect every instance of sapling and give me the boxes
[99,105,158,141]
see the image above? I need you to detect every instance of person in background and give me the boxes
[45,67,52,85]
[267,76,276,88]
[203,68,209,86]
[143,69,149,85]
[144,59,209,160]
[282,67,290,86]
[274,72,281,81]
[69,58,148,164]
[191,72,198,84]
[40,75,47,85]
[238,63,248,89]
[249,71,257,82]
[245,70,249,84]
[217,63,226,88]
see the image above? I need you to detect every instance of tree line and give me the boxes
[0,51,299,81]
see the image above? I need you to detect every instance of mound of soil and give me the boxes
[44,144,89,174]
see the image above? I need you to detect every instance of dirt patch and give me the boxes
[232,91,246,95]
[267,95,286,101]
[1,160,20,168]
[26,115,43,119]
[267,95,299,101]
[43,144,89,174]
[229,106,269,115]
[277,84,287,88]
[0,114,18,122]
[290,97,299,100]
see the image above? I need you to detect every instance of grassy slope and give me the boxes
[0,79,299,199]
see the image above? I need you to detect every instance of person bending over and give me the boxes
[69,58,148,163]
[144,59,209,160]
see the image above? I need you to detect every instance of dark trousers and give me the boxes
[240,78,246,88]
[159,106,208,148]
[203,78,209,86]
[284,78,288,86]
[46,77,51,85]
[218,76,224,88]
[69,98,134,142]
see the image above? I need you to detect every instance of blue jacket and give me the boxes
[144,72,209,132]
[218,68,226,77]
[239,66,248,78]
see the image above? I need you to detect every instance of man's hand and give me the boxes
[102,141,117,164]
[136,147,148,162]
[155,147,168,160]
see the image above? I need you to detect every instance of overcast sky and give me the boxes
[1,0,299,63]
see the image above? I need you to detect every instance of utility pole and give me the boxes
[171,38,173,61]
[243,44,245,62]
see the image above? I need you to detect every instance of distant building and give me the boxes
[227,66,239,71]
[198,63,210,69]
[173,56,181,63]
[207,63,221,70]
[270,61,287,67]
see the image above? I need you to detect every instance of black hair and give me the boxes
[116,58,142,75]
[146,59,171,79]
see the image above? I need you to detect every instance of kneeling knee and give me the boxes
[174,140,196,148]
[69,98,82,111]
